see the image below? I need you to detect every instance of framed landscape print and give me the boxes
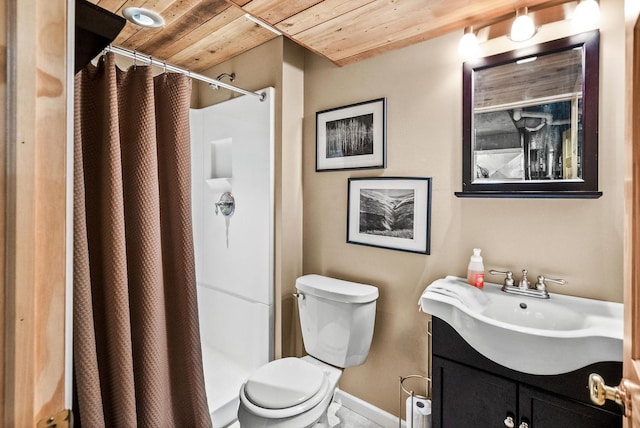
[347,177,432,254]
[316,98,386,171]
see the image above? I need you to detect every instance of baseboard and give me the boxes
[333,388,405,428]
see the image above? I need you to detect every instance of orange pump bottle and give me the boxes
[467,248,485,288]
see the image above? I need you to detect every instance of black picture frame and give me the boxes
[316,98,387,171]
[456,30,601,198]
[347,177,431,254]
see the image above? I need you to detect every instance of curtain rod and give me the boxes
[106,45,266,102]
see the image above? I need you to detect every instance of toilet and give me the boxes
[237,274,379,427]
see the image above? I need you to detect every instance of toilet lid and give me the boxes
[244,357,325,409]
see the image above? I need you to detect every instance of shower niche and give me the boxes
[206,137,233,193]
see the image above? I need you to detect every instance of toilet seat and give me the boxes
[240,358,330,419]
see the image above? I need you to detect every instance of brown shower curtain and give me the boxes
[73,53,211,427]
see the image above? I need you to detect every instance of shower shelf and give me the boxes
[206,178,232,192]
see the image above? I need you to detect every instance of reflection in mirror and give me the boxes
[458,30,601,198]
[475,50,582,182]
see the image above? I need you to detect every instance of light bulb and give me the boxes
[510,8,536,42]
[458,28,479,58]
[573,0,600,29]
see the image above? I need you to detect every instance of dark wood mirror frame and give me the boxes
[456,30,601,198]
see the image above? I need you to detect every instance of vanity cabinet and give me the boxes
[431,317,622,428]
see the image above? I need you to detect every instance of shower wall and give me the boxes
[190,87,275,427]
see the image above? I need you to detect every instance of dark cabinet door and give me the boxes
[519,384,621,428]
[432,356,517,428]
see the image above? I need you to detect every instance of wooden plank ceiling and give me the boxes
[93,0,569,72]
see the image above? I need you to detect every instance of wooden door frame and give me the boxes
[625,1,640,426]
[3,0,69,425]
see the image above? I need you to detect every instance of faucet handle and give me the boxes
[489,269,515,287]
[535,275,567,290]
[519,269,531,289]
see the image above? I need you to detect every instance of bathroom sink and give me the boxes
[420,276,623,375]
[481,299,586,331]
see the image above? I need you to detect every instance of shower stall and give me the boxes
[190,87,275,427]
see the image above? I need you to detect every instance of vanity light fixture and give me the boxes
[122,7,164,28]
[458,26,479,58]
[573,0,601,29]
[458,1,601,59]
[510,7,537,42]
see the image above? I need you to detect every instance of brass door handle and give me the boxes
[37,410,72,428]
[589,373,626,413]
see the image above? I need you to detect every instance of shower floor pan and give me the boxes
[201,343,251,428]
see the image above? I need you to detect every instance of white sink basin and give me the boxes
[420,276,623,375]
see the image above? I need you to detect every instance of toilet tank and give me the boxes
[295,274,378,368]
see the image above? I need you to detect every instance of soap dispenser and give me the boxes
[467,248,485,288]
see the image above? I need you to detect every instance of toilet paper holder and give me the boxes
[399,323,432,428]
[399,374,431,428]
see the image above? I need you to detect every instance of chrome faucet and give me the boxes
[489,269,567,299]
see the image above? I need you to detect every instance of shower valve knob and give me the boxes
[214,192,235,217]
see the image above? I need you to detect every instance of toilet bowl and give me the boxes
[238,356,342,428]
[237,274,378,427]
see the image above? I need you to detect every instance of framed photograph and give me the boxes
[347,177,432,254]
[316,98,386,171]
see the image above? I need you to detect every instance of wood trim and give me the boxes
[635,11,640,357]
[624,3,640,427]
[0,0,6,423]
[4,0,68,425]
[625,1,640,364]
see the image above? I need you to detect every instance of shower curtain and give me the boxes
[73,53,211,427]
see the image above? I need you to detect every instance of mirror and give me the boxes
[456,30,601,198]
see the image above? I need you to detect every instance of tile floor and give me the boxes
[320,401,385,427]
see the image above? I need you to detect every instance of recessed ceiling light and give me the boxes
[123,7,164,28]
